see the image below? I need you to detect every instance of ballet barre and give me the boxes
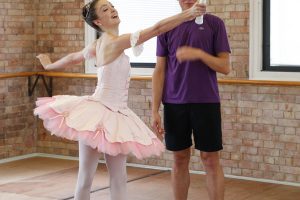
[1,72,300,97]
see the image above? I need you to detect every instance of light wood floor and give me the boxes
[0,157,299,200]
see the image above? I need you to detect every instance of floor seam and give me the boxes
[61,170,169,200]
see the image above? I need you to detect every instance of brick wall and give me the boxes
[36,0,84,73]
[1,0,300,183]
[35,0,86,157]
[220,85,300,182]
[209,0,249,79]
[0,0,38,158]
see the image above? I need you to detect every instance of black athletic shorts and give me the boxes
[163,103,223,152]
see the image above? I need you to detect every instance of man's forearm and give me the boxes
[152,69,165,113]
[197,50,230,75]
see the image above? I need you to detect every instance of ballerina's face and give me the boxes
[93,0,120,29]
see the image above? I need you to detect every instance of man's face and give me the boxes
[178,0,197,10]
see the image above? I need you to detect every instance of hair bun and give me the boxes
[82,6,87,18]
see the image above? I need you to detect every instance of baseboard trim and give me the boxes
[1,153,299,187]
[0,153,40,164]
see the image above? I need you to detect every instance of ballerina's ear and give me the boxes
[93,19,102,26]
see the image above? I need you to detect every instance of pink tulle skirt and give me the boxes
[34,96,165,159]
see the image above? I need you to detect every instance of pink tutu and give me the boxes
[34,95,165,159]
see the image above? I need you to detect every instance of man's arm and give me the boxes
[176,47,230,75]
[152,56,166,136]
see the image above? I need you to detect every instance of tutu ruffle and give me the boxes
[34,96,165,159]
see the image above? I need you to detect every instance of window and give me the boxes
[263,0,300,72]
[250,0,300,81]
[85,0,180,75]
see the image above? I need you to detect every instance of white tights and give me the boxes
[74,141,127,200]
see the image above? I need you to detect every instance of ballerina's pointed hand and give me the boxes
[36,54,52,70]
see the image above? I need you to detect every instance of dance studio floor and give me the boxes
[0,157,299,200]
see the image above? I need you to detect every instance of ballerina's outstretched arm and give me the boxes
[105,2,206,55]
[36,40,97,71]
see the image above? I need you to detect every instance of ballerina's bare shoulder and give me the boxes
[95,33,124,66]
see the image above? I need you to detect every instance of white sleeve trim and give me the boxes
[82,42,96,60]
[130,30,144,57]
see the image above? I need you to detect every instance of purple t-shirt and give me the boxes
[156,14,231,104]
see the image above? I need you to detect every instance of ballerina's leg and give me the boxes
[74,140,101,200]
[105,153,128,200]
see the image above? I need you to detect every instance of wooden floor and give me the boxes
[0,158,299,200]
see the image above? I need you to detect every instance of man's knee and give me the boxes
[173,148,191,168]
[200,152,221,171]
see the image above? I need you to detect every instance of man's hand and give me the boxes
[186,2,206,21]
[152,111,165,141]
[176,46,203,62]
